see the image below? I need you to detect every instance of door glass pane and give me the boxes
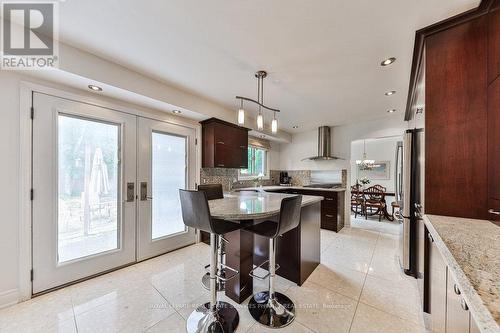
[58,115,120,263]
[152,132,187,239]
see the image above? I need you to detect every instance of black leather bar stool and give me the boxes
[197,184,227,291]
[179,189,241,333]
[244,195,302,329]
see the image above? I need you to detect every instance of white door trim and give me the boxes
[18,81,201,302]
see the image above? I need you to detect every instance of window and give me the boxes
[239,145,268,179]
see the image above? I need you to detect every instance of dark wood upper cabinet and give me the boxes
[425,16,489,219]
[200,118,249,169]
[488,78,500,221]
[488,3,500,83]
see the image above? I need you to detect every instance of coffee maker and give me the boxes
[279,171,292,186]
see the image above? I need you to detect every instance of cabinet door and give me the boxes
[214,144,247,169]
[428,232,447,333]
[488,78,500,221]
[489,5,500,83]
[446,274,470,333]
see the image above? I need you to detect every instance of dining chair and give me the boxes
[363,185,386,221]
[350,184,364,218]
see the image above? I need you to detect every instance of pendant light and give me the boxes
[271,112,278,133]
[236,71,281,132]
[356,140,376,170]
[237,99,245,125]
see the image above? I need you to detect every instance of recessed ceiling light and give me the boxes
[381,57,396,66]
[387,109,397,113]
[385,90,396,96]
[172,110,182,114]
[88,84,102,92]
[260,135,266,138]
[292,125,299,129]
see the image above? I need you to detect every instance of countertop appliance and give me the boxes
[395,128,426,309]
[279,171,291,186]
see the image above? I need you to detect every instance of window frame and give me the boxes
[238,145,270,180]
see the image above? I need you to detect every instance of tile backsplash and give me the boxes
[200,168,347,191]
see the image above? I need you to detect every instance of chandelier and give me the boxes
[236,71,280,133]
[356,140,377,170]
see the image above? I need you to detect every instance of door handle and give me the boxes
[126,182,135,202]
[140,182,152,201]
[488,209,500,215]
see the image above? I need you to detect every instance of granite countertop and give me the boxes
[209,191,323,220]
[424,215,500,333]
[235,185,347,193]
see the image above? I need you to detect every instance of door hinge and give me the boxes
[30,189,34,200]
[30,269,34,281]
[30,107,34,119]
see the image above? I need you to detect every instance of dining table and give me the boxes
[352,190,396,221]
[208,190,323,304]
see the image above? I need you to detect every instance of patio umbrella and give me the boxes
[89,147,110,205]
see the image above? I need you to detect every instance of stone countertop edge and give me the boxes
[210,194,323,220]
[237,185,347,192]
[423,214,500,333]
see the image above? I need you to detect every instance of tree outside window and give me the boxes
[239,146,268,178]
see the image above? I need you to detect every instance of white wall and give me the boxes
[279,116,408,225]
[350,136,402,191]
[0,72,22,307]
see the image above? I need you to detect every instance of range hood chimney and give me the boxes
[302,126,344,161]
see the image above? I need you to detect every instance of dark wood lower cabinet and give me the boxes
[427,226,481,333]
[265,188,345,232]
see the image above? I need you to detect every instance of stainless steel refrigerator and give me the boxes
[395,129,425,280]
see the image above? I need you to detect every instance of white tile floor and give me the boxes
[0,217,429,333]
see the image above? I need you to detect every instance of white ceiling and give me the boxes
[58,0,479,133]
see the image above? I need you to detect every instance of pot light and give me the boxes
[385,90,396,96]
[172,110,182,114]
[381,57,396,66]
[387,109,397,113]
[88,84,102,92]
[292,125,299,129]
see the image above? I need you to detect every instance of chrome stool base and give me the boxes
[202,272,225,291]
[248,291,295,328]
[186,301,239,333]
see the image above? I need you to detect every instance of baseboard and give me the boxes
[0,289,19,309]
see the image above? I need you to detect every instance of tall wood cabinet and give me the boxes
[488,1,500,221]
[200,118,250,169]
[423,0,500,220]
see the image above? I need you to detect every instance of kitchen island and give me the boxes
[209,191,323,303]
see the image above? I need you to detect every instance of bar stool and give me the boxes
[198,184,227,292]
[179,189,241,333]
[244,195,302,329]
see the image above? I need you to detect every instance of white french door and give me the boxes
[137,118,196,260]
[32,93,196,294]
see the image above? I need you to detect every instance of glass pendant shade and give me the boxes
[257,113,264,130]
[238,108,245,125]
[271,118,278,133]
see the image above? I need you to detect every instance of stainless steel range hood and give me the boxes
[302,126,344,161]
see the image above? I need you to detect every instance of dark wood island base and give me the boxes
[224,201,321,304]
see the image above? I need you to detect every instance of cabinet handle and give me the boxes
[217,141,225,145]
[217,164,225,167]
[325,214,334,218]
[325,198,334,201]
[454,284,461,295]
[460,299,469,311]
[488,209,500,215]
[427,233,434,243]
[240,145,246,149]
